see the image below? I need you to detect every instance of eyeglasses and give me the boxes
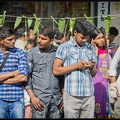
[96,36,105,40]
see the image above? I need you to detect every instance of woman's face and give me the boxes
[94,33,105,48]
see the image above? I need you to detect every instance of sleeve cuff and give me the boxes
[107,70,117,76]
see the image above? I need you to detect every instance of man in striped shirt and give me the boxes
[108,27,119,58]
[53,19,97,118]
[0,26,28,118]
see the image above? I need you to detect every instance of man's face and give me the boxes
[74,31,89,47]
[37,34,53,51]
[108,35,116,42]
[0,34,16,48]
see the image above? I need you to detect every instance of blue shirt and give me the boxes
[55,38,97,97]
[0,47,28,101]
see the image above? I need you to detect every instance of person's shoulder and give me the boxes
[85,42,93,48]
[14,47,26,54]
[27,46,39,53]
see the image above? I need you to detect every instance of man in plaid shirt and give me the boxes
[0,26,28,118]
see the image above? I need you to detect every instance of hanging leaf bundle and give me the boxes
[34,18,42,34]
[58,18,65,33]
[84,14,97,29]
[104,15,111,36]
[0,15,4,27]
[14,17,22,29]
[2,11,6,26]
[101,14,111,47]
[27,18,33,28]
[69,18,76,35]
[0,11,6,27]
[51,16,58,25]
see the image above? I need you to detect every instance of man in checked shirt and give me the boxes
[0,26,28,118]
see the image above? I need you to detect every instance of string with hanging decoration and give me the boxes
[0,10,120,40]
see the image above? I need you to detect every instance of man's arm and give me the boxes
[53,58,80,75]
[53,58,95,76]
[1,74,27,84]
[0,70,19,82]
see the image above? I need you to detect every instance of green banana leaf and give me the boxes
[58,18,65,33]
[51,16,58,25]
[2,11,6,25]
[0,15,3,26]
[104,15,111,36]
[14,17,22,29]
[27,18,33,28]
[101,14,111,36]
[34,18,42,34]
[84,14,97,29]
[69,18,76,34]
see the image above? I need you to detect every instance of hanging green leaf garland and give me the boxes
[0,15,4,27]
[84,14,97,29]
[101,14,111,36]
[22,15,27,37]
[34,18,42,35]
[2,11,6,26]
[27,18,33,28]
[0,11,6,27]
[105,15,111,36]
[101,14,111,47]
[51,16,58,25]
[58,18,65,33]
[69,18,76,35]
[14,17,22,29]
[33,14,42,35]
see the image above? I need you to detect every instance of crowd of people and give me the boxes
[0,19,120,118]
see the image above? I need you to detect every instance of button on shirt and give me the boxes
[25,46,63,106]
[0,47,28,101]
[55,38,97,97]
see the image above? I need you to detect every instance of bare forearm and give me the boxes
[0,72,14,81]
[53,63,78,75]
[26,89,36,100]
[2,75,27,84]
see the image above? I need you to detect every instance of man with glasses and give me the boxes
[53,19,97,118]
[0,26,28,118]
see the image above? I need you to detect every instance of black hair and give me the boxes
[26,39,37,47]
[15,27,26,39]
[73,19,94,36]
[54,27,64,40]
[0,26,15,39]
[99,27,106,36]
[90,29,100,40]
[109,27,119,36]
[90,28,107,49]
[39,26,56,39]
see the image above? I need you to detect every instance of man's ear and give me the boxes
[74,30,77,36]
[0,38,3,43]
[50,39,54,44]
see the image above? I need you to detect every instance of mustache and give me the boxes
[38,42,43,46]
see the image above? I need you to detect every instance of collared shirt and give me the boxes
[55,37,97,97]
[0,47,28,101]
[25,45,63,106]
[108,46,120,93]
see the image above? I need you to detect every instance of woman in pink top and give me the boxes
[90,28,111,118]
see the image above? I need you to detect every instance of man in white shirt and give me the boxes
[108,45,120,118]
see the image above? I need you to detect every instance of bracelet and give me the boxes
[31,96,37,102]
